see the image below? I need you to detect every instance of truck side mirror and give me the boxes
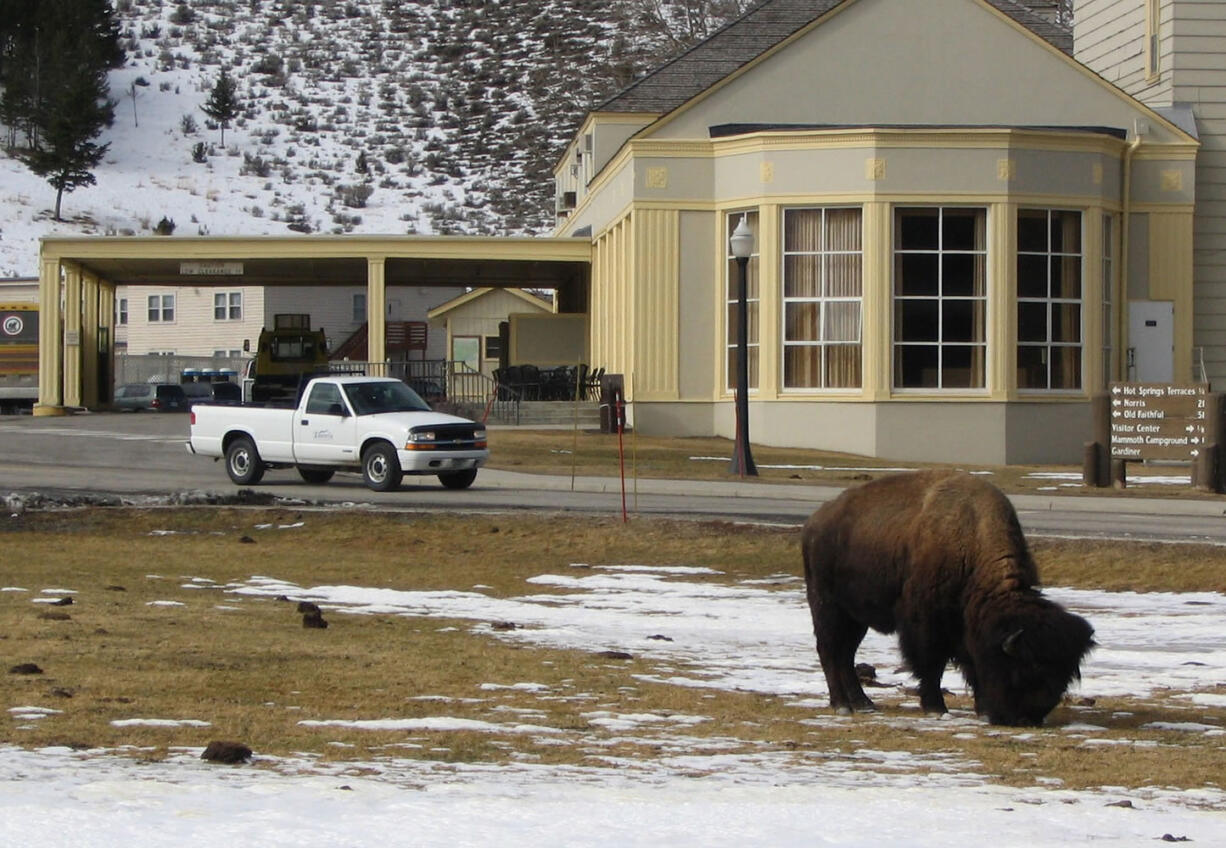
[327,403,346,417]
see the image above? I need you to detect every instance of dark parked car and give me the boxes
[113,383,188,412]
[182,381,242,408]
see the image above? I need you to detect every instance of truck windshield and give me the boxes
[342,380,431,415]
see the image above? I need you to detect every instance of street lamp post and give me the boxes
[729,215,757,477]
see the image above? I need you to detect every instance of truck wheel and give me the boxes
[438,469,478,490]
[297,465,334,484]
[225,436,265,485]
[362,442,402,491]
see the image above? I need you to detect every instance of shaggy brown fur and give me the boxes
[802,470,1094,726]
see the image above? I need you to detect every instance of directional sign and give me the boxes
[1109,382,1209,461]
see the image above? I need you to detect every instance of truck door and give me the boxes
[295,382,358,465]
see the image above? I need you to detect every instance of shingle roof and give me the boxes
[597,0,1073,115]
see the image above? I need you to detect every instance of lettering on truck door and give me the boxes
[295,382,358,465]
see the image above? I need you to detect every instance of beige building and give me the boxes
[1073,0,1226,387]
[427,287,554,380]
[116,283,460,362]
[37,0,1212,467]
[552,0,1198,464]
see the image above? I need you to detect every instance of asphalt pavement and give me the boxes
[1,412,1225,541]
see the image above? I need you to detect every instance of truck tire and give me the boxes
[297,465,335,484]
[225,436,265,485]
[438,468,478,490]
[362,442,402,492]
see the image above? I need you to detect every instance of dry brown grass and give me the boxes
[2,507,1224,794]
[486,428,1225,500]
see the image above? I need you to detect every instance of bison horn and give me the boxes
[1002,628,1025,657]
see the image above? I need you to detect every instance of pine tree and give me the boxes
[9,0,121,219]
[201,68,241,146]
[23,42,114,221]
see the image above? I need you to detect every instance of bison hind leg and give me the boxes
[810,597,876,713]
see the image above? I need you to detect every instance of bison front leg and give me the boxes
[810,596,876,714]
[899,632,950,715]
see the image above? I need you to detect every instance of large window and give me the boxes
[1017,209,1082,390]
[782,207,862,389]
[725,210,759,391]
[147,294,175,323]
[893,207,987,389]
[214,291,242,321]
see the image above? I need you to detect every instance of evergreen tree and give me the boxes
[201,68,240,146]
[22,33,114,221]
[4,0,122,218]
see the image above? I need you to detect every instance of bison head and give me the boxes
[973,599,1095,726]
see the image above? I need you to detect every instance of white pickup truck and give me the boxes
[187,376,488,491]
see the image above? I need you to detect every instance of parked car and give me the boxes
[182,381,242,408]
[113,383,188,412]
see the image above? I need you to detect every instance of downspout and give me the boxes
[1120,129,1143,380]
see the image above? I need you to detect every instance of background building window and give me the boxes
[117,298,128,325]
[782,207,863,389]
[725,210,759,391]
[484,335,501,361]
[214,291,242,321]
[352,293,366,323]
[893,207,987,389]
[147,294,175,323]
[1017,209,1083,390]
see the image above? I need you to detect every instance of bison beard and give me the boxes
[802,470,1094,726]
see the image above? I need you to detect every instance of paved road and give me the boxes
[2,412,1225,542]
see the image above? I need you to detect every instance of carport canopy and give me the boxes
[36,234,592,412]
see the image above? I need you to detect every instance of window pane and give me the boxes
[942,299,982,343]
[1018,210,1048,253]
[1018,302,1047,342]
[730,347,760,389]
[896,344,938,388]
[785,302,820,342]
[1018,254,1048,298]
[1051,210,1081,253]
[897,209,939,250]
[897,299,939,342]
[826,208,861,251]
[1052,303,1081,343]
[826,253,862,297]
[784,346,821,388]
[942,253,981,297]
[784,209,822,252]
[825,344,861,388]
[1017,345,1047,389]
[784,255,820,298]
[896,253,939,296]
[942,345,982,388]
[1052,255,1081,299]
[1050,346,1082,389]
[824,302,861,343]
[942,209,983,251]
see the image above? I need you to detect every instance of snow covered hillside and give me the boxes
[0,0,670,279]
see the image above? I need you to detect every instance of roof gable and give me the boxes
[599,0,1071,116]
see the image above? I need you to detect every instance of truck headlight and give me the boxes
[408,430,436,444]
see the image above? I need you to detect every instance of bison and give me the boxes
[802,469,1094,726]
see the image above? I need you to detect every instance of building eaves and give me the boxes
[598,0,1072,116]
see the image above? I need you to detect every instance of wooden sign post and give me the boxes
[1085,383,1220,491]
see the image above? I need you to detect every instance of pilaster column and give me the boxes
[81,272,101,408]
[366,256,387,373]
[34,257,63,414]
[62,265,82,407]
